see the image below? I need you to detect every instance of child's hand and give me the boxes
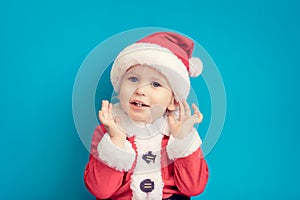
[98,100,126,148]
[167,100,203,139]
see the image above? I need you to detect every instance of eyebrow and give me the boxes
[125,70,139,77]
[125,64,140,72]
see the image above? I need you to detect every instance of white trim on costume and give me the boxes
[167,128,202,160]
[130,134,164,200]
[97,134,135,171]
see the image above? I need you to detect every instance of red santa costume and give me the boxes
[84,32,209,200]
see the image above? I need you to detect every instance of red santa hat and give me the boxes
[110,32,203,101]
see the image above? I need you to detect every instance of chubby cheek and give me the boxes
[148,105,166,121]
[153,92,174,109]
[118,84,135,113]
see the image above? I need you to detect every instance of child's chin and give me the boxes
[128,107,165,124]
[129,113,152,124]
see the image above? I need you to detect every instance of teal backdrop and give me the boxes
[1,0,299,199]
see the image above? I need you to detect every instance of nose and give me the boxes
[135,85,147,96]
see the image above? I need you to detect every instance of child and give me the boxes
[84,32,209,200]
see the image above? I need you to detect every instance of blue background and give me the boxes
[1,0,299,199]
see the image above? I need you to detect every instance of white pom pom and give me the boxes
[189,57,203,77]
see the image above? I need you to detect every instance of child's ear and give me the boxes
[167,96,178,111]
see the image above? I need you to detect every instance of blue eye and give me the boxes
[152,81,161,87]
[128,77,138,82]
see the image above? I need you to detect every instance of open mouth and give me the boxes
[130,101,150,107]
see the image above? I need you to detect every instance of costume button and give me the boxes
[140,179,154,193]
[142,151,156,164]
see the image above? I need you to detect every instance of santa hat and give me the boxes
[110,32,203,101]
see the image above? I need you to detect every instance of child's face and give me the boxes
[118,65,176,123]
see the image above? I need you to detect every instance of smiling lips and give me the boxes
[130,100,150,108]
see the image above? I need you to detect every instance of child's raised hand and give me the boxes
[167,100,203,139]
[98,100,126,147]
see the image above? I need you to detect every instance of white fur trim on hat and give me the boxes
[111,43,190,101]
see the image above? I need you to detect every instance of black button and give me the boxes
[140,179,154,193]
[142,151,156,164]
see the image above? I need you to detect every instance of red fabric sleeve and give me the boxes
[173,148,209,196]
[84,125,125,199]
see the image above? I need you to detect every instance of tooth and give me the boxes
[135,102,142,107]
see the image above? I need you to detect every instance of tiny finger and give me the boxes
[102,100,109,110]
[178,101,184,121]
[192,104,200,115]
[102,100,109,118]
[108,103,113,117]
[167,114,176,125]
[183,100,191,116]
[98,110,104,121]
[196,113,203,123]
